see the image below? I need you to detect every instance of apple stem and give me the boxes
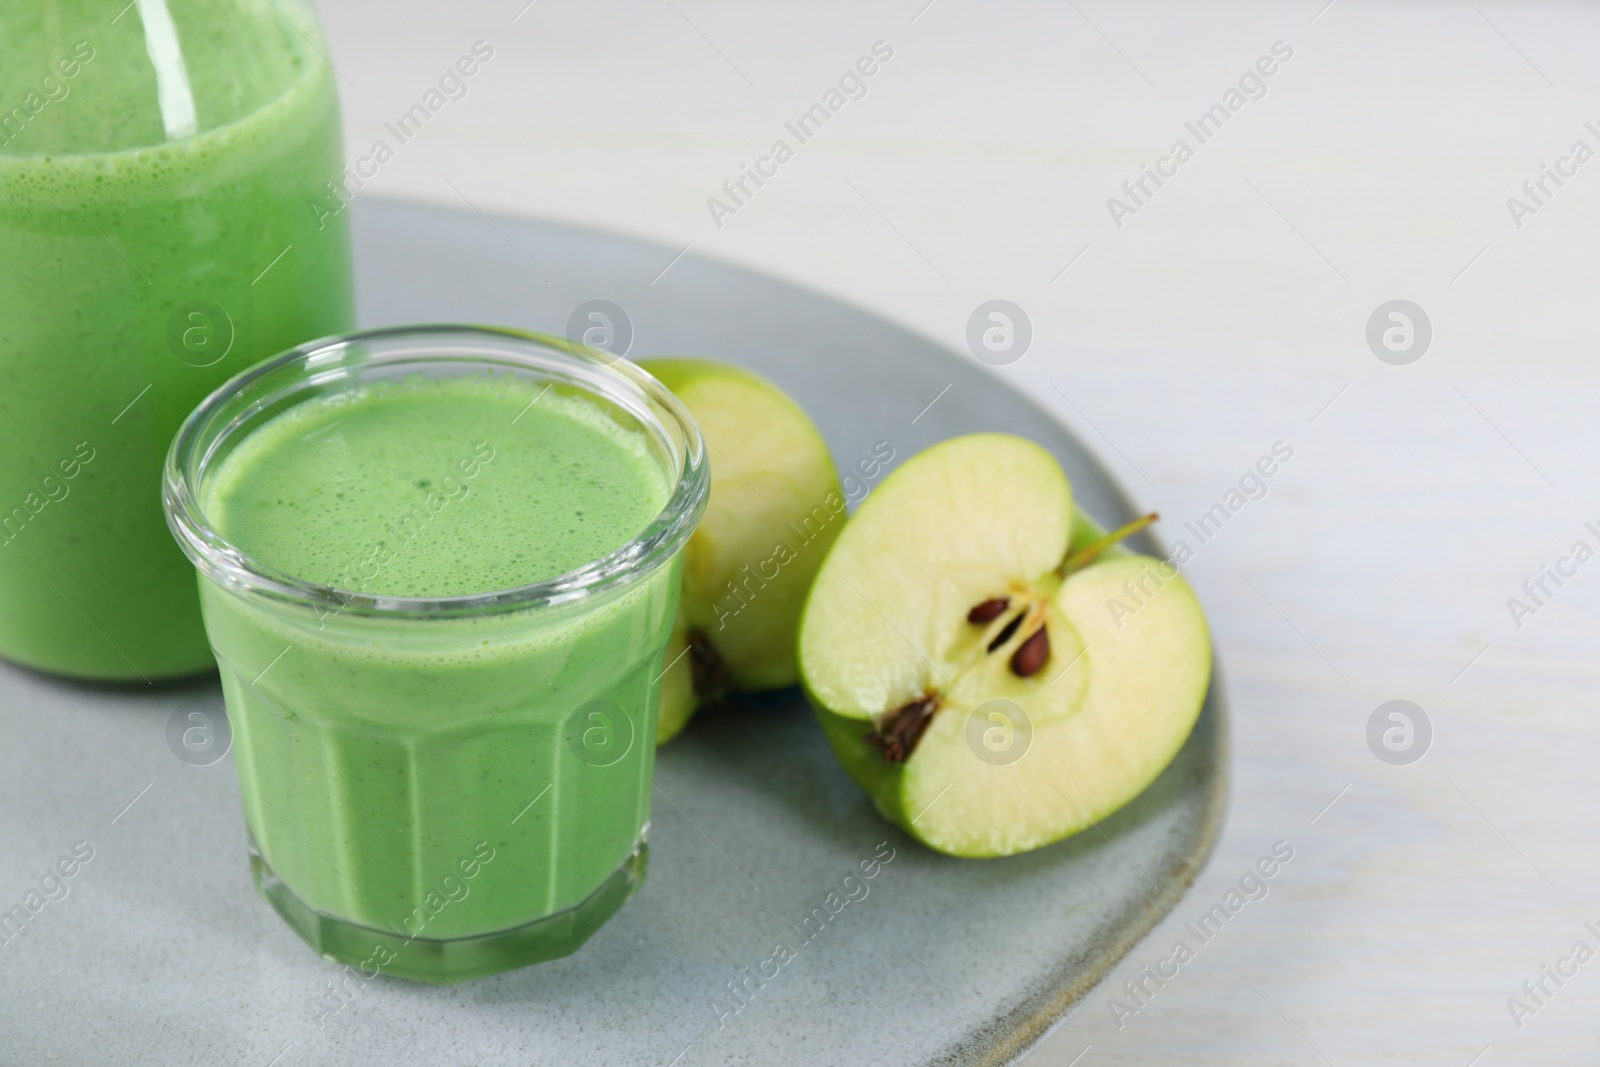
[1059,512,1159,576]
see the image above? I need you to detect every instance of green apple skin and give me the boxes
[642,359,844,744]
[655,620,696,744]
[798,434,1212,858]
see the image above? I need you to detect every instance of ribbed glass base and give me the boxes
[247,834,647,984]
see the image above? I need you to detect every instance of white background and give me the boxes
[318,1,1600,1062]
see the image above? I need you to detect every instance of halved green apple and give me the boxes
[641,359,844,743]
[798,433,1211,858]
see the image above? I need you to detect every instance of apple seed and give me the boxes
[1010,626,1050,677]
[967,597,1011,624]
[987,612,1025,653]
[866,693,941,763]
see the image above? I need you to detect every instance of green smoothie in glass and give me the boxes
[165,327,708,983]
[0,0,352,680]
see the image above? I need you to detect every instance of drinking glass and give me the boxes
[165,325,708,982]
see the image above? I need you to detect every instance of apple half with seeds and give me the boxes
[797,433,1211,858]
[641,359,844,743]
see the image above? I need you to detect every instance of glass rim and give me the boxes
[163,323,709,619]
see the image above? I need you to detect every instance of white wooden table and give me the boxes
[317,2,1600,1061]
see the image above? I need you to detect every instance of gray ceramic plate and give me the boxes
[0,198,1226,1067]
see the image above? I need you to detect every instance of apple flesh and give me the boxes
[640,359,844,743]
[798,433,1211,858]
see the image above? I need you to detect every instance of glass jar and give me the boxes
[0,0,353,679]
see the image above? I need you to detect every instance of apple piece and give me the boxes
[655,620,696,744]
[641,359,844,742]
[799,433,1211,858]
[799,434,1079,729]
[893,554,1210,856]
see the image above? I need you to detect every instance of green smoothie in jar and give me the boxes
[0,0,352,679]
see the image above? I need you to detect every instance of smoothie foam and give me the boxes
[205,376,669,597]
